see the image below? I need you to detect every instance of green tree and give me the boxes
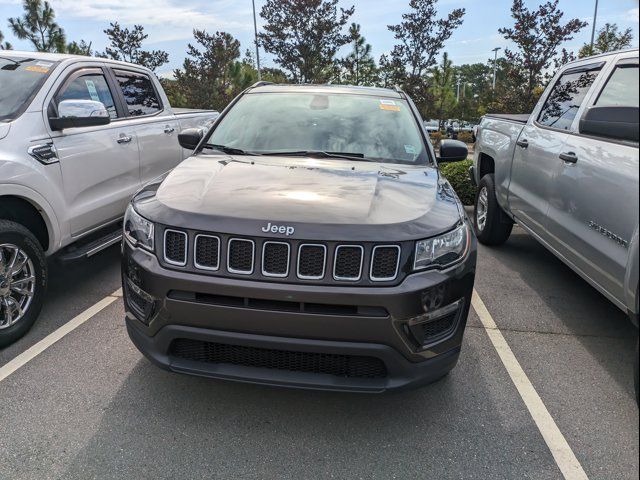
[579,23,633,58]
[258,0,355,83]
[0,30,12,50]
[174,30,241,110]
[8,0,66,52]
[498,0,587,112]
[452,63,493,121]
[66,40,92,56]
[338,23,378,86]
[387,0,465,117]
[99,22,169,72]
[431,53,456,126]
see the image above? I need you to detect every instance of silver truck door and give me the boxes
[508,64,602,236]
[49,67,140,236]
[110,69,181,185]
[545,58,639,307]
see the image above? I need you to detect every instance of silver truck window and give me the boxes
[0,56,57,122]
[115,72,161,117]
[208,92,428,165]
[58,74,118,119]
[538,67,601,130]
[596,65,639,108]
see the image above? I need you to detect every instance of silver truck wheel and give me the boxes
[474,174,513,246]
[0,220,47,347]
[0,244,36,329]
[476,187,488,232]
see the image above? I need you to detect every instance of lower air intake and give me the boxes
[170,339,388,379]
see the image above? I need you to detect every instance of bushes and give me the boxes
[440,159,477,206]
[456,131,474,144]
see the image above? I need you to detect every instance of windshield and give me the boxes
[0,56,57,123]
[207,91,429,165]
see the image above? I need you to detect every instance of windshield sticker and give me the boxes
[404,144,417,155]
[379,99,397,106]
[25,65,50,74]
[85,80,101,102]
[380,103,401,112]
[36,61,53,68]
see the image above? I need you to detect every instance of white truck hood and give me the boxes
[0,123,10,140]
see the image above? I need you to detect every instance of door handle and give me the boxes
[516,139,529,149]
[117,134,132,144]
[559,152,578,164]
[164,126,175,134]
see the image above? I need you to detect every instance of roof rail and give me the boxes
[251,81,275,88]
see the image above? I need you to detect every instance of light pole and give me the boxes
[491,47,501,90]
[252,0,262,81]
[589,0,599,54]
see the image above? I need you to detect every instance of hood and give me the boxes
[135,154,463,242]
[0,123,10,140]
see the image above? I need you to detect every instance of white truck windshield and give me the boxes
[0,56,56,122]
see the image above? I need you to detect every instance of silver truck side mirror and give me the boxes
[49,99,111,131]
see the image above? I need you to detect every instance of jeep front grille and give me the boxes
[333,245,363,281]
[194,235,220,270]
[161,227,403,285]
[227,239,255,274]
[164,230,187,266]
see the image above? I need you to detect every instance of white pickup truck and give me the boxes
[0,51,218,346]
[470,49,639,400]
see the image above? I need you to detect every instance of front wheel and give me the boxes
[474,174,513,246]
[0,220,47,348]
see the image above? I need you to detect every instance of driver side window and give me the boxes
[57,73,118,119]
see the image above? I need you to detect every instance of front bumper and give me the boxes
[122,237,476,392]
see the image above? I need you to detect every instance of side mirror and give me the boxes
[178,128,204,150]
[49,99,110,131]
[438,139,468,163]
[579,106,639,143]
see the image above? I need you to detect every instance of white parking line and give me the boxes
[472,289,588,480]
[0,288,122,383]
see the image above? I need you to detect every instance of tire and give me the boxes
[0,220,47,348]
[474,174,513,246]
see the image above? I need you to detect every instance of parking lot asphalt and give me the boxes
[0,225,638,480]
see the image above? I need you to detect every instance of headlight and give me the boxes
[414,223,468,270]
[124,204,154,251]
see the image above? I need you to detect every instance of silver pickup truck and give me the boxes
[0,51,218,346]
[470,49,639,399]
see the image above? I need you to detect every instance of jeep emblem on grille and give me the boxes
[261,222,295,236]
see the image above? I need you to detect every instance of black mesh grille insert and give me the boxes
[170,339,388,379]
[263,242,289,276]
[228,239,254,273]
[334,246,363,280]
[164,230,186,265]
[371,246,400,280]
[195,236,220,269]
[414,312,458,345]
[298,245,326,278]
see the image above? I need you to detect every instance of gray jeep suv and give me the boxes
[121,83,476,392]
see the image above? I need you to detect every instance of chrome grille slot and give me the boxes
[194,235,220,270]
[333,245,364,281]
[227,239,255,274]
[297,244,326,280]
[262,241,290,277]
[370,245,401,281]
[164,229,187,266]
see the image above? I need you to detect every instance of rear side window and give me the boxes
[537,67,601,130]
[58,73,118,119]
[596,65,639,108]
[115,71,161,116]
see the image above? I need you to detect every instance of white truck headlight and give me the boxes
[124,204,154,251]
[414,223,468,270]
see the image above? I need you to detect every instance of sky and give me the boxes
[1,0,638,78]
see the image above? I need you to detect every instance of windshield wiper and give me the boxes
[202,144,257,156]
[272,151,371,162]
